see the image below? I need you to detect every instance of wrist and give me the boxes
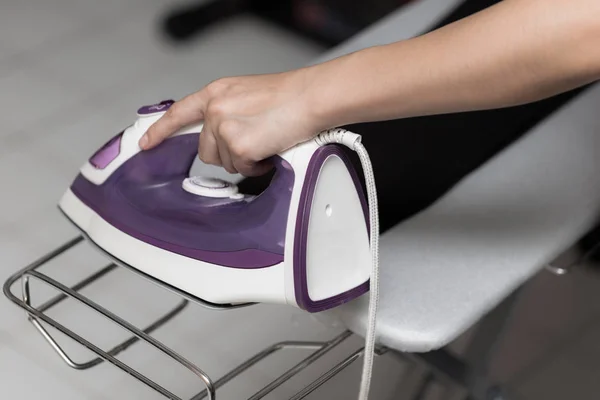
[296,50,367,132]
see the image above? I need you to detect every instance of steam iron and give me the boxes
[57,99,380,399]
[58,100,371,312]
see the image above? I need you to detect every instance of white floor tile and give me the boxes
[39,11,181,95]
[0,148,71,227]
[0,41,12,65]
[0,0,91,57]
[27,102,135,173]
[0,65,90,133]
[58,0,177,23]
[0,223,43,303]
[0,345,105,400]
[41,13,322,104]
[169,14,324,80]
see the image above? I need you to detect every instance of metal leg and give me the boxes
[395,349,516,400]
[458,289,522,400]
[406,372,436,400]
[386,359,433,400]
[545,235,600,276]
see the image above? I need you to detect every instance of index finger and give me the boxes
[139,90,208,150]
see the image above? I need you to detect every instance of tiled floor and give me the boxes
[2,1,600,399]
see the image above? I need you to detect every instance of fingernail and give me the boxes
[139,134,149,149]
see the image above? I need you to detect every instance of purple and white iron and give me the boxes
[58,99,380,399]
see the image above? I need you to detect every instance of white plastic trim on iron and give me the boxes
[304,154,370,301]
[279,139,319,308]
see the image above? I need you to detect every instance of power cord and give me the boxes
[316,129,379,400]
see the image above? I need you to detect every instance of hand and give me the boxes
[139,69,322,176]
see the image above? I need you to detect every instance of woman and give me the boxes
[140,0,600,177]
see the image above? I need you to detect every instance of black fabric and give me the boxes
[238,0,592,234]
[579,224,600,263]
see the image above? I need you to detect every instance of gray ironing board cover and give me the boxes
[311,0,600,352]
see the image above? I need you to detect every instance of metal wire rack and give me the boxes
[3,235,387,400]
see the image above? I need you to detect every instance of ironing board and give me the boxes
[308,0,600,354]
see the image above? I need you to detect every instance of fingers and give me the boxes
[137,77,276,178]
[235,159,273,177]
[140,91,207,150]
[214,134,237,174]
[199,127,272,176]
[198,125,222,167]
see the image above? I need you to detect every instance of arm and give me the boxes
[141,0,600,176]
[306,0,600,128]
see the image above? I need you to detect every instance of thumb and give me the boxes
[139,91,207,150]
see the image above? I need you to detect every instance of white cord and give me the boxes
[316,129,379,400]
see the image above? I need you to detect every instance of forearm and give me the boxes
[304,0,600,129]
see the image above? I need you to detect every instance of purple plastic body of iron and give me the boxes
[72,133,294,269]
